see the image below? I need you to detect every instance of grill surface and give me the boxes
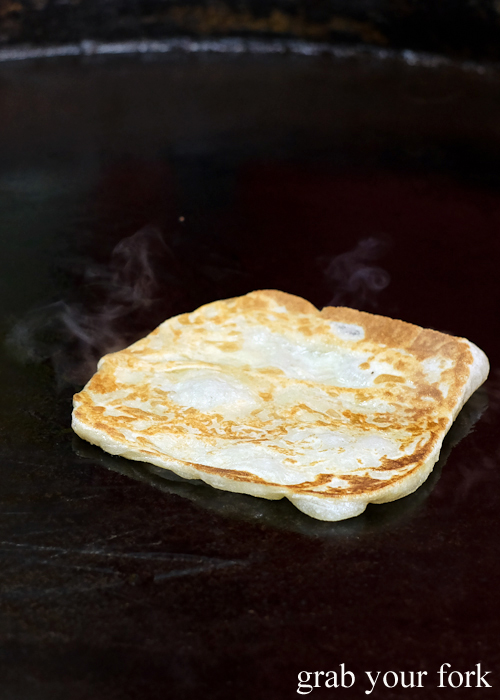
[0,47,499,699]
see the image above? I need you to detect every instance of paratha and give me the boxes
[72,290,489,521]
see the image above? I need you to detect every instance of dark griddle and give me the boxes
[0,48,499,700]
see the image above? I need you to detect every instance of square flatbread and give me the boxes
[72,290,489,521]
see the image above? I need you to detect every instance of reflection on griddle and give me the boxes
[72,387,488,538]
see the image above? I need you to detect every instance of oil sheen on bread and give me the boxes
[72,290,489,521]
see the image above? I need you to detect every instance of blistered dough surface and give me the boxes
[72,290,489,521]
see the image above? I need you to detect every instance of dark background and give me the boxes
[2,0,500,62]
[0,14,499,700]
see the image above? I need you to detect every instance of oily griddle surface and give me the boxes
[0,48,499,699]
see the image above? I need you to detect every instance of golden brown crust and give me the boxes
[72,290,489,520]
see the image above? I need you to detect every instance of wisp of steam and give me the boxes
[7,227,177,386]
[7,230,390,387]
[323,236,390,308]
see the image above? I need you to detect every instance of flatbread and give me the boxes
[72,290,489,521]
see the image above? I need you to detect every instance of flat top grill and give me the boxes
[0,47,499,700]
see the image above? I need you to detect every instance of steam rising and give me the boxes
[8,230,391,387]
[7,227,178,385]
[323,237,390,308]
